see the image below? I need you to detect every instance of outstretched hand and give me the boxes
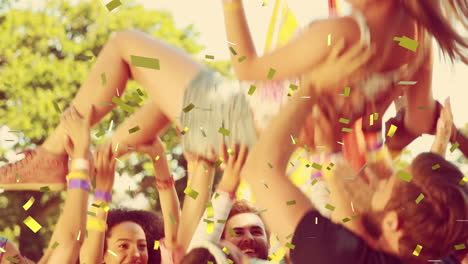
[94,142,116,191]
[62,105,94,159]
[217,144,248,193]
[302,38,374,94]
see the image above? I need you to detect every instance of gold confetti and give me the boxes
[184,187,199,200]
[131,55,160,70]
[267,68,276,80]
[105,0,122,11]
[459,177,468,186]
[248,85,256,95]
[218,127,230,136]
[286,242,296,249]
[415,193,425,204]
[396,170,413,182]
[339,118,350,124]
[340,87,350,97]
[325,204,335,211]
[286,200,296,205]
[432,164,440,170]
[393,36,419,52]
[450,142,460,152]
[181,126,189,135]
[229,227,237,237]
[23,216,42,233]
[205,55,215,60]
[342,217,351,223]
[387,124,398,137]
[412,244,423,256]
[341,128,353,133]
[183,103,195,113]
[52,241,59,249]
[128,126,140,134]
[312,163,322,170]
[454,244,466,250]
[23,197,35,211]
[229,47,237,55]
[238,56,247,62]
[206,201,214,218]
[154,240,160,250]
[222,247,230,255]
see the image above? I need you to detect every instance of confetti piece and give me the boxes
[393,36,419,52]
[418,106,428,110]
[77,230,81,240]
[205,55,214,60]
[131,55,160,70]
[229,47,237,55]
[248,85,256,95]
[454,244,466,250]
[24,216,42,233]
[341,128,353,133]
[398,81,417,85]
[396,171,413,182]
[208,262,214,264]
[286,200,296,205]
[339,118,350,124]
[87,211,96,216]
[112,96,134,113]
[105,0,122,11]
[387,124,398,137]
[352,215,360,220]
[267,68,276,80]
[459,177,468,186]
[107,249,118,257]
[412,245,423,256]
[369,114,374,126]
[312,163,322,170]
[227,148,234,155]
[450,142,459,152]
[169,212,177,225]
[217,219,227,224]
[218,127,230,136]
[101,73,106,85]
[6,257,20,263]
[222,247,230,254]
[227,259,234,264]
[342,217,351,223]
[304,144,311,152]
[286,243,296,249]
[136,89,144,96]
[51,241,59,249]
[40,186,50,192]
[263,181,269,188]
[325,204,335,211]
[214,193,220,200]
[373,113,379,120]
[238,56,247,62]
[315,217,318,224]
[326,163,334,170]
[340,87,351,97]
[181,126,189,135]
[226,228,237,237]
[200,127,207,137]
[108,120,114,132]
[154,240,160,250]
[22,197,35,211]
[206,201,214,218]
[214,158,224,168]
[182,103,196,113]
[184,187,199,200]
[267,162,273,168]
[415,193,425,204]
[432,164,440,170]
[95,130,105,137]
[256,209,268,215]
[53,102,61,113]
[128,126,140,133]
[311,179,318,186]
[327,34,331,46]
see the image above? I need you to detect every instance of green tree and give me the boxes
[0,0,231,260]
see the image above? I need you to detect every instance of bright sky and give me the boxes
[2,0,467,206]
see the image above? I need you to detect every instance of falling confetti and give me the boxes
[267,68,276,80]
[248,85,256,95]
[415,193,425,204]
[128,126,140,133]
[387,124,398,137]
[393,36,419,52]
[23,216,42,233]
[397,171,413,182]
[23,197,35,211]
[105,0,122,11]
[183,103,195,113]
[205,55,215,60]
[412,245,423,256]
[131,55,160,70]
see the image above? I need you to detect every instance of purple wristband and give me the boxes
[94,190,112,202]
[68,179,91,192]
[369,141,384,151]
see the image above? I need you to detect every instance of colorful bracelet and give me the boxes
[67,171,88,181]
[156,176,175,191]
[68,179,91,192]
[216,189,236,200]
[94,190,112,203]
[87,217,107,232]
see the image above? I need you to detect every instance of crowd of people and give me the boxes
[1,0,467,263]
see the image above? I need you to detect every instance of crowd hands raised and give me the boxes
[1,39,466,264]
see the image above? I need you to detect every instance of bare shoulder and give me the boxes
[304,17,361,45]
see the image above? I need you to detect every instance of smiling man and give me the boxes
[222,200,270,261]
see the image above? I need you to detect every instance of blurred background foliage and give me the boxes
[0,0,229,260]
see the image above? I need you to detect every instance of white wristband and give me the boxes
[71,158,89,171]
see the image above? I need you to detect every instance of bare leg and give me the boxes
[42,30,204,154]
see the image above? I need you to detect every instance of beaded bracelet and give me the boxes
[156,176,175,191]
[94,190,112,203]
[68,179,91,192]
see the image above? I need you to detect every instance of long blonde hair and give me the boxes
[400,0,468,64]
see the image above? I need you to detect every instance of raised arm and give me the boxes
[187,144,247,251]
[431,98,453,157]
[39,105,94,264]
[135,138,181,249]
[241,39,373,242]
[80,142,116,264]
[221,0,360,81]
[177,154,215,251]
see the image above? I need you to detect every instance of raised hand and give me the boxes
[61,105,94,159]
[217,144,249,193]
[93,142,116,192]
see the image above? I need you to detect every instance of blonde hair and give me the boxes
[400,0,468,64]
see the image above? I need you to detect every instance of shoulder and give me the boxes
[304,17,361,45]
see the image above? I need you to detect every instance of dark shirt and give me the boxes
[290,211,460,264]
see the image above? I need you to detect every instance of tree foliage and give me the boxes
[0,0,231,260]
